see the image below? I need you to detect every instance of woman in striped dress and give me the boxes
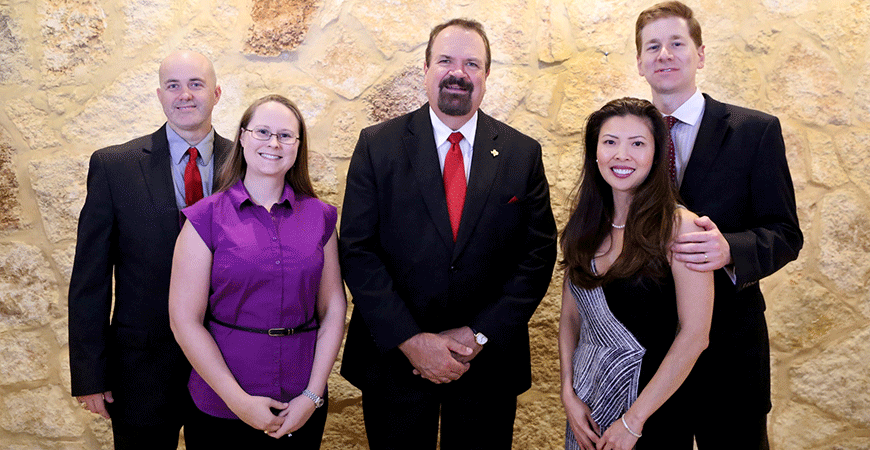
[558,98,714,450]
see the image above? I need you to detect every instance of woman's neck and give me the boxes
[243,173,285,211]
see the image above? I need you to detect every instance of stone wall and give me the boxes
[1,0,868,448]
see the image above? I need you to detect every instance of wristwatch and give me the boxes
[470,327,488,346]
[302,389,324,408]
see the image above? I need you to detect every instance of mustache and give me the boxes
[439,76,473,92]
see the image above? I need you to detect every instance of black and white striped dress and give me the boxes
[565,277,646,449]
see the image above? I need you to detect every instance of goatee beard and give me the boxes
[437,76,474,116]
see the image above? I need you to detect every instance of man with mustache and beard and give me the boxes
[340,18,557,450]
[68,50,231,449]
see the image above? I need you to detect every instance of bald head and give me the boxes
[156,50,221,144]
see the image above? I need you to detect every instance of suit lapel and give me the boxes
[681,94,730,198]
[139,124,182,236]
[404,106,455,250]
[453,112,500,259]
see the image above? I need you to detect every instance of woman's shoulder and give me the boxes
[673,205,703,234]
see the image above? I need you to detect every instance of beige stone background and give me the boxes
[1,0,869,448]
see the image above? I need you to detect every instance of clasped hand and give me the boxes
[230,393,316,439]
[399,331,473,384]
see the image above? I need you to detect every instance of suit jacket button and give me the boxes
[449,265,458,272]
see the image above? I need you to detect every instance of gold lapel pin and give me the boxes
[491,149,499,157]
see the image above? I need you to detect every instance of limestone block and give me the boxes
[0,138,24,234]
[5,442,90,450]
[28,153,90,243]
[806,129,849,188]
[5,97,61,150]
[328,108,365,161]
[759,0,813,17]
[480,67,530,122]
[525,72,559,118]
[245,0,319,56]
[62,62,166,147]
[781,125,809,194]
[565,0,638,50]
[529,295,561,392]
[835,130,870,200]
[52,316,70,348]
[364,65,426,124]
[121,0,177,52]
[700,42,764,109]
[0,11,27,84]
[854,62,870,124]
[507,112,561,189]
[309,151,339,206]
[537,0,575,63]
[767,277,855,352]
[796,0,870,66]
[318,0,341,28]
[791,326,870,426]
[0,331,50,385]
[480,0,534,65]
[53,243,77,285]
[818,190,870,293]
[299,27,385,100]
[515,392,564,450]
[833,437,870,450]
[555,57,637,135]
[350,0,439,57]
[60,348,72,393]
[38,0,106,75]
[0,242,58,331]
[0,386,85,437]
[88,416,114,450]
[768,41,849,126]
[771,402,849,450]
[321,400,366,449]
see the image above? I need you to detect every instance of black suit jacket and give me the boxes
[68,124,231,426]
[339,105,557,397]
[681,95,802,414]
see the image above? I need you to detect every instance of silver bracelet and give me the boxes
[621,414,642,438]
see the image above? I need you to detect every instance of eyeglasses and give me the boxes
[243,127,299,144]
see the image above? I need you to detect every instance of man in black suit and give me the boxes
[340,18,557,450]
[634,2,803,448]
[68,50,231,449]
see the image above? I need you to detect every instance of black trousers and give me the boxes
[110,420,184,450]
[694,411,769,450]
[362,388,517,450]
[183,397,328,450]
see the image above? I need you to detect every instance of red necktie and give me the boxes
[444,132,466,241]
[184,147,203,206]
[665,116,679,186]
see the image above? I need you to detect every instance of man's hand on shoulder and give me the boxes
[399,332,471,384]
[671,215,732,272]
[439,326,483,364]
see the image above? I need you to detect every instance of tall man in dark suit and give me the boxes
[68,50,231,449]
[633,2,803,448]
[340,18,557,450]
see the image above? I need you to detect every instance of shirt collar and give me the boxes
[669,88,705,127]
[428,106,478,149]
[167,125,216,165]
[228,178,297,210]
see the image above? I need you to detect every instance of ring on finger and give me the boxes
[704,253,708,263]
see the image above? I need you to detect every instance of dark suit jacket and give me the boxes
[68,124,231,427]
[339,105,557,397]
[681,95,802,414]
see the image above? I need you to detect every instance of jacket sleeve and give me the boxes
[469,141,557,341]
[724,116,803,290]
[68,151,116,397]
[339,130,423,353]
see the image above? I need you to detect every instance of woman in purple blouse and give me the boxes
[169,94,346,448]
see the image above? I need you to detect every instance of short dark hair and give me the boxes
[425,18,491,73]
[635,1,703,56]
[216,94,316,198]
[561,97,678,288]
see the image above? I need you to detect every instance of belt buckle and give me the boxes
[268,328,291,336]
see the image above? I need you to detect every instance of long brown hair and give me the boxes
[215,94,317,198]
[560,97,677,289]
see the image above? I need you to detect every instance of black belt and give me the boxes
[206,310,319,336]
